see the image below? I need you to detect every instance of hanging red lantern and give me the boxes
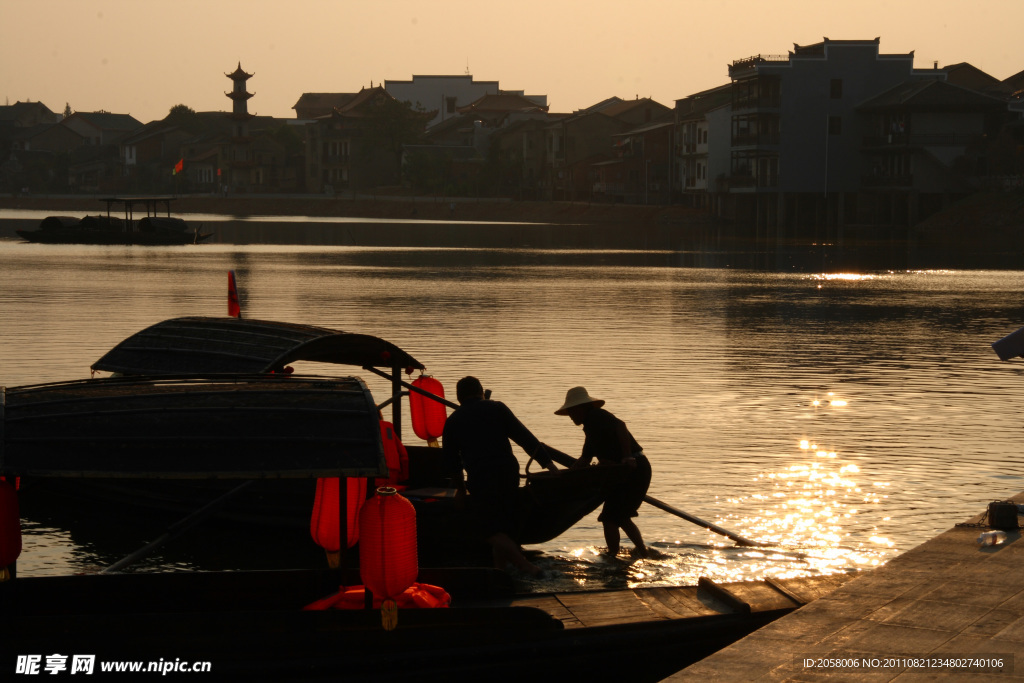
[409,375,447,443]
[310,477,366,568]
[227,270,241,318]
[0,480,21,581]
[359,487,418,604]
[379,421,408,488]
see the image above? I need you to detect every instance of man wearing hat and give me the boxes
[555,386,651,558]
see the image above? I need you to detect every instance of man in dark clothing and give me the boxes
[555,386,651,558]
[442,376,557,576]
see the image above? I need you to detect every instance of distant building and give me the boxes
[292,93,360,121]
[720,37,1015,230]
[384,75,546,128]
[302,86,435,193]
[674,84,732,208]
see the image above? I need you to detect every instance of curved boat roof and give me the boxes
[91,316,425,376]
[2,375,386,478]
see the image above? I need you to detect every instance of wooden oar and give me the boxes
[641,494,758,547]
[100,481,255,574]
[543,446,759,547]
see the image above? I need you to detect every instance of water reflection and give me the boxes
[3,241,1024,591]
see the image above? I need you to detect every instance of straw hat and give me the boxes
[554,386,605,415]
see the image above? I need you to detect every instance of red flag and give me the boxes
[173,159,183,175]
[228,270,241,318]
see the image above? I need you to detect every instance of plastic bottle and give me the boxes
[977,530,1007,546]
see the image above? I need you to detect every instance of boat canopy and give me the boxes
[91,317,425,376]
[0,375,387,479]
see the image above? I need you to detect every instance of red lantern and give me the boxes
[228,270,241,318]
[359,487,417,601]
[379,421,409,488]
[0,480,21,580]
[410,375,447,443]
[310,477,366,567]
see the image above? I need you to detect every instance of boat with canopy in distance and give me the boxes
[15,196,212,245]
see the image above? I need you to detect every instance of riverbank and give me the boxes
[0,194,716,226]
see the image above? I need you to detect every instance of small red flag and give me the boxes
[228,270,241,318]
[173,158,183,175]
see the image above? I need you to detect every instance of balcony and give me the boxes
[862,174,913,188]
[732,132,780,147]
[729,54,789,78]
[732,95,781,111]
[863,133,974,148]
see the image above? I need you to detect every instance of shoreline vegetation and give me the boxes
[1,190,1022,249]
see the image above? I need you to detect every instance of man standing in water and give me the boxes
[442,376,557,576]
[555,386,651,558]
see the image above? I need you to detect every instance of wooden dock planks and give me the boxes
[494,574,850,630]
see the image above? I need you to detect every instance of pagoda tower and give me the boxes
[225,62,255,121]
[224,62,255,191]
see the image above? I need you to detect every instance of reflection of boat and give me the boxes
[7,317,618,565]
[0,565,850,681]
[15,196,211,245]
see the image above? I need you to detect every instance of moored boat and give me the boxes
[15,196,211,245]
[5,317,623,565]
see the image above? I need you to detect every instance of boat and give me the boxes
[15,196,212,245]
[1,316,846,679]
[0,564,850,681]
[5,317,623,564]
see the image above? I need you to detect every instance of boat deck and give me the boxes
[482,574,851,629]
[667,492,1024,681]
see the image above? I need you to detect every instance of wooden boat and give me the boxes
[4,318,621,564]
[15,196,212,245]
[0,565,850,681]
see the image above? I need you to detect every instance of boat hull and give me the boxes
[0,568,832,682]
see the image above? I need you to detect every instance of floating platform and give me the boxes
[669,493,1024,680]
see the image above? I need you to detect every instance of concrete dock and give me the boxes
[668,493,1024,681]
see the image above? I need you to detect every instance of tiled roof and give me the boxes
[292,93,360,111]
[457,93,547,114]
[859,78,1010,111]
[599,97,669,117]
[70,112,143,131]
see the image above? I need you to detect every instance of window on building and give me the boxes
[446,97,457,114]
[830,79,843,99]
[828,116,842,136]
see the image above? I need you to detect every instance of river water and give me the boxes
[2,213,1024,592]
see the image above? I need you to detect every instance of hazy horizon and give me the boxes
[2,0,1021,125]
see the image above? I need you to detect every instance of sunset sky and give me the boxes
[2,0,1021,125]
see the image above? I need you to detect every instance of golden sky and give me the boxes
[2,0,1020,124]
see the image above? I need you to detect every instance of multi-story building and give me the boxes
[594,120,674,205]
[858,78,1009,225]
[724,39,934,231]
[674,84,731,208]
[543,97,672,201]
